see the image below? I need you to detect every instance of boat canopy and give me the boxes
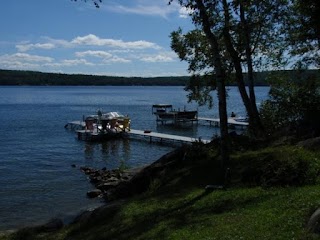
[152,104,173,115]
[102,112,124,119]
[152,104,172,108]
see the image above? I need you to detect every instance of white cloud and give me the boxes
[44,37,73,48]
[16,37,72,52]
[75,50,113,59]
[59,59,94,66]
[0,61,40,70]
[2,32,185,76]
[107,4,174,18]
[0,53,53,62]
[0,53,53,70]
[179,6,193,18]
[14,34,161,58]
[102,0,177,18]
[103,0,191,19]
[75,50,131,63]
[139,52,176,62]
[104,56,131,63]
[71,34,161,49]
[140,55,174,63]
[16,43,55,52]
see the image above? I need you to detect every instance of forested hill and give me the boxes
[0,69,318,86]
[0,70,190,86]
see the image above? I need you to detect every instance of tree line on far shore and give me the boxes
[0,69,188,86]
[1,69,318,86]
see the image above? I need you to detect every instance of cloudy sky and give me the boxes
[0,0,194,77]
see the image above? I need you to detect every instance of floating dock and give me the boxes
[64,121,210,144]
[65,115,248,144]
[64,121,86,130]
[198,117,248,128]
[128,129,210,144]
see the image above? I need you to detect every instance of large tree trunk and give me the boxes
[222,0,265,138]
[196,0,229,185]
[239,2,265,138]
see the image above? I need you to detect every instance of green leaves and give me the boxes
[260,70,320,135]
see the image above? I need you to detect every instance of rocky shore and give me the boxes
[80,166,144,199]
[80,145,187,201]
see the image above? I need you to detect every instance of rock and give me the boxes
[97,182,119,191]
[107,176,120,182]
[36,218,64,232]
[308,208,320,234]
[81,146,188,201]
[87,189,102,198]
[104,147,187,201]
[72,210,93,224]
[298,137,320,151]
[72,203,122,225]
[89,175,102,183]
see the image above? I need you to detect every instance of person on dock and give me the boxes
[231,112,236,118]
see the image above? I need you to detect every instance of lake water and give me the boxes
[0,86,269,231]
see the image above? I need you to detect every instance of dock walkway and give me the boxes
[65,121,210,144]
[64,121,85,130]
[198,117,248,128]
[128,129,210,144]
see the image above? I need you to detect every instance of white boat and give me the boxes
[66,111,131,141]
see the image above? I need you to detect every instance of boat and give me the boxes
[69,111,131,141]
[152,104,198,125]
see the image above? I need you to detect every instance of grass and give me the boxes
[2,143,320,240]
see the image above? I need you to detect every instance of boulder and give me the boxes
[298,137,320,151]
[87,189,102,198]
[97,182,119,191]
[89,176,102,183]
[35,218,64,232]
[72,210,93,224]
[308,208,320,234]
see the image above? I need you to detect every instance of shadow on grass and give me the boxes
[66,188,268,240]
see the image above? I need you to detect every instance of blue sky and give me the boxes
[0,0,194,77]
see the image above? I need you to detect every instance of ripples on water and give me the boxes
[0,86,269,230]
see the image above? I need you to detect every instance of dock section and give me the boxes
[198,117,248,128]
[128,129,210,144]
[65,121,210,144]
[64,121,85,130]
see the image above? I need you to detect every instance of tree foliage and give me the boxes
[71,0,102,8]
[170,0,290,138]
[0,69,189,86]
[260,70,320,137]
[284,0,320,67]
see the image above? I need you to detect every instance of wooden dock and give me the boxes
[65,121,210,144]
[128,129,210,144]
[198,117,248,128]
[64,121,85,130]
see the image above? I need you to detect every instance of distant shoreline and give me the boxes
[1,69,318,87]
[0,69,272,86]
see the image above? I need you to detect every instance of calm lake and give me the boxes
[0,86,269,230]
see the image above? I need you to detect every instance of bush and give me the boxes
[260,70,320,137]
[232,146,320,187]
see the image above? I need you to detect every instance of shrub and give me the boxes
[232,146,320,187]
[260,70,320,137]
